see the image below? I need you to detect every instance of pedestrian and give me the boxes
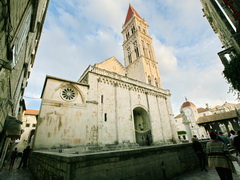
[218,132,229,146]
[233,131,240,157]
[9,148,18,170]
[207,132,235,180]
[229,130,237,147]
[17,146,31,169]
[192,137,207,171]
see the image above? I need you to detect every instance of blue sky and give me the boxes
[24,0,238,115]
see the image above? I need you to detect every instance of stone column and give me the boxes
[229,119,240,131]
[223,121,230,135]
[165,96,179,144]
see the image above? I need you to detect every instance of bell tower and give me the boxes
[122,4,161,87]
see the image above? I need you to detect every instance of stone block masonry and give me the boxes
[29,142,206,180]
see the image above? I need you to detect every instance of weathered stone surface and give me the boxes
[29,142,205,180]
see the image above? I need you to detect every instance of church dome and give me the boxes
[181,101,196,108]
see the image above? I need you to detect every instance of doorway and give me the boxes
[133,107,152,146]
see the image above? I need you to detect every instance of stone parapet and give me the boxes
[29,142,207,180]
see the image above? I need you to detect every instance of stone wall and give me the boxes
[29,142,206,180]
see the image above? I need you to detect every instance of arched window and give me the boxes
[131,26,135,34]
[127,47,132,63]
[148,76,151,85]
[134,41,139,58]
[155,78,158,87]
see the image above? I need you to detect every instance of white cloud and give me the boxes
[24,0,238,115]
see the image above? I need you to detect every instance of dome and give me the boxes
[181,101,196,108]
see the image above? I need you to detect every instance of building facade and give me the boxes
[175,100,209,142]
[200,0,240,74]
[34,5,179,152]
[16,109,38,152]
[0,0,49,168]
[175,100,240,141]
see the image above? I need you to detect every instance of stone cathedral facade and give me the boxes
[34,5,178,151]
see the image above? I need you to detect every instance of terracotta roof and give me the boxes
[124,4,143,25]
[197,110,238,124]
[197,108,208,113]
[25,109,39,115]
[181,101,196,108]
[174,114,182,118]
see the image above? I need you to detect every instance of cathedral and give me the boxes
[34,5,178,151]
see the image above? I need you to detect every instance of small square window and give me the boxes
[26,123,30,127]
[32,124,36,127]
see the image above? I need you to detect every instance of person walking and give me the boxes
[230,130,237,147]
[233,130,240,156]
[207,132,235,180]
[9,148,18,170]
[192,137,207,171]
[218,132,229,146]
[17,146,31,169]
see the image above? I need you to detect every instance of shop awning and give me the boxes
[4,116,22,139]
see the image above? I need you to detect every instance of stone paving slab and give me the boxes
[173,161,240,180]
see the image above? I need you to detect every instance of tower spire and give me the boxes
[124,4,143,25]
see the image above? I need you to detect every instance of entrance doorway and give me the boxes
[133,107,152,146]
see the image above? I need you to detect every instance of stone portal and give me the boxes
[133,107,152,146]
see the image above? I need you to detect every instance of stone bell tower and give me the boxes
[122,4,162,88]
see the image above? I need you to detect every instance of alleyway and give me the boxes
[0,159,240,180]
[0,159,34,180]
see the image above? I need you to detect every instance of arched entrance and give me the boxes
[133,107,152,146]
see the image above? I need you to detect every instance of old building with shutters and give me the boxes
[34,5,179,152]
[174,100,240,142]
[200,0,240,64]
[16,109,38,152]
[0,0,49,168]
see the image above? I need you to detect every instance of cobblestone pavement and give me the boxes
[0,160,34,180]
[0,159,240,180]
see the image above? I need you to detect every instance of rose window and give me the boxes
[61,87,76,101]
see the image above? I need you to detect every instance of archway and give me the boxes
[133,107,152,146]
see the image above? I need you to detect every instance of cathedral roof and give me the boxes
[181,101,196,108]
[197,108,208,113]
[124,4,143,25]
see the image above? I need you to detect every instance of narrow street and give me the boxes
[0,159,34,180]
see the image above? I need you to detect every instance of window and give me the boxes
[60,86,77,101]
[104,113,107,122]
[131,26,135,34]
[127,48,132,63]
[32,124,36,127]
[155,78,158,87]
[133,41,139,58]
[14,7,32,66]
[147,44,152,59]
[148,76,151,85]
[126,32,130,40]
[26,123,30,127]
[101,95,103,103]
